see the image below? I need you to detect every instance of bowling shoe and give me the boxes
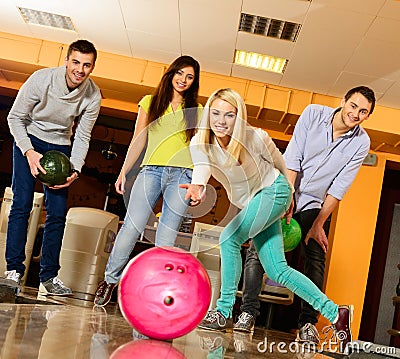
[332,305,353,354]
[233,312,255,333]
[197,310,233,332]
[4,270,21,285]
[296,323,320,346]
[2,270,21,296]
[39,277,73,296]
[94,280,117,307]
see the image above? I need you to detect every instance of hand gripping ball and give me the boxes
[281,218,302,252]
[118,247,212,340]
[36,150,71,187]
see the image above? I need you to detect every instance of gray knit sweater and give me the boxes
[7,66,101,171]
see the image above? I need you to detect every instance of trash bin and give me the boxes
[58,207,119,298]
[190,222,224,310]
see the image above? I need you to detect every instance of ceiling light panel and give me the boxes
[18,7,76,31]
[239,13,301,42]
[234,50,288,74]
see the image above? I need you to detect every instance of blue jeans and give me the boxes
[216,174,338,323]
[104,165,192,284]
[7,136,70,282]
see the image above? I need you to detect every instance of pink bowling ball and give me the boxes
[118,247,211,340]
[110,339,186,359]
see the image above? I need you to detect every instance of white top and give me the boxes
[190,126,289,209]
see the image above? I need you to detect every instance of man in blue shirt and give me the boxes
[234,86,375,346]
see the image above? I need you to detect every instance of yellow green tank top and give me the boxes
[139,95,200,169]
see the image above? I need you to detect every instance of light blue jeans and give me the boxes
[216,174,338,323]
[105,165,192,283]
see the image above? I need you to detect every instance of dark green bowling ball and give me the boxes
[281,218,302,252]
[36,150,71,187]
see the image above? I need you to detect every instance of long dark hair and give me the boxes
[148,55,200,141]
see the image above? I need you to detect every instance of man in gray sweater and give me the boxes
[4,39,101,296]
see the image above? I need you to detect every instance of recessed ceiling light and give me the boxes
[239,13,301,42]
[18,7,76,31]
[234,50,288,74]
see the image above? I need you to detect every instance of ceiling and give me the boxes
[1,0,400,155]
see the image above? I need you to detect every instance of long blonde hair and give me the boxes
[196,88,247,164]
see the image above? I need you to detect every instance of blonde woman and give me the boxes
[181,88,353,353]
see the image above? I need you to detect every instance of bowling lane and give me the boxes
[0,286,343,358]
[0,292,134,358]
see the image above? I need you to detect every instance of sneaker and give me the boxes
[234,312,255,333]
[39,277,73,296]
[94,281,117,307]
[4,270,21,285]
[197,310,233,332]
[1,270,22,296]
[332,305,353,354]
[296,323,320,346]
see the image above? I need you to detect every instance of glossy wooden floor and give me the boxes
[0,286,343,359]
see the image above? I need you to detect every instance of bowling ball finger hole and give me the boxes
[177,266,186,273]
[164,296,174,306]
[165,264,174,271]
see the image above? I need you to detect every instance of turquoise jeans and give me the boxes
[216,174,338,323]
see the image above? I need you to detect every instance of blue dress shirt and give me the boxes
[283,104,370,212]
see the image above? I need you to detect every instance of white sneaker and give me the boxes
[1,270,21,296]
[4,270,21,285]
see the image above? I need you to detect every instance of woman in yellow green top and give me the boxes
[94,55,201,307]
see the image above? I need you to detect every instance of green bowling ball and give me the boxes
[281,218,302,252]
[37,150,71,187]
